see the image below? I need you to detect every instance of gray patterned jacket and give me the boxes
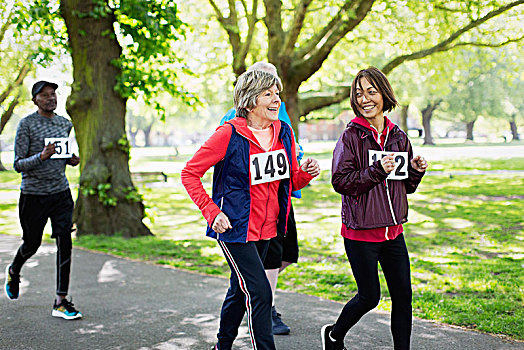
[14,112,73,195]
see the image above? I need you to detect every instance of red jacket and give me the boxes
[182,117,313,241]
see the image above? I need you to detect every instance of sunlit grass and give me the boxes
[0,157,523,339]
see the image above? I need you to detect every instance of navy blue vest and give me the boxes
[206,122,293,243]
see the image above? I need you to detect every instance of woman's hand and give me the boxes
[212,212,232,234]
[301,157,320,177]
[380,153,396,174]
[411,155,428,172]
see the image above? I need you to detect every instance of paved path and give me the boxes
[1,234,522,350]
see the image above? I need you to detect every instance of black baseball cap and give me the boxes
[31,81,58,98]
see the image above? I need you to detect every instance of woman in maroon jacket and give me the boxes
[321,67,427,350]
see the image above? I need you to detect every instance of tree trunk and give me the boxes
[61,0,151,237]
[509,117,520,141]
[400,104,408,132]
[128,129,138,147]
[466,119,476,141]
[0,95,20,171]
[282,88,300,137]
[143,122,154,147]
[421,101,440,145]
[0,142,6,171]
[422,112,434,145]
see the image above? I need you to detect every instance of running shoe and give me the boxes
[4,265,20,300]
[52,298,83,320]
[321,324,347,350]
[271,306,290,335]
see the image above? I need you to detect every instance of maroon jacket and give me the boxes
[332,117,425,230]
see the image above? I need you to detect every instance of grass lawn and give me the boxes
[0,155,522,340]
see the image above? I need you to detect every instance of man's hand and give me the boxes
[212,212,232,234]
[67,153,80,166]
[301,157,320,177]
[40,142,56,160]
[411,155,428,172]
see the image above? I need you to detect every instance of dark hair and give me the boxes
[350,67,398,117]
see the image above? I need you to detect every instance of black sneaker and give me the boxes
[4,265,20,300]
[321,324,347,350]
[52,298,83,320]
[271,306,290,335]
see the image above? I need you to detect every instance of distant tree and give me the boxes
[496,45,524,141]
[0,2,38,170]
[443,49,507,141]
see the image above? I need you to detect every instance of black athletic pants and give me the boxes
[11,189,74,296]
[331,234,412,350]
[217,240,275,350]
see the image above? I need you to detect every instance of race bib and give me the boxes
[368,150,408,180]
[44,138,74,159]
[250,149,290,185]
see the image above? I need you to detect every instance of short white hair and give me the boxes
[247,62,278,77]
[234,70,282,119]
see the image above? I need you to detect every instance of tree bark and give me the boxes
[509,118,520,141]
[422,110,434,145]
[143,124,153,147]
[0,95,20,171]
[399,104,408,133]
[0,142,6,171]
[128,129,138,147]
[61,0,151,237]
[466,119,476,141]
[422,101,441,145]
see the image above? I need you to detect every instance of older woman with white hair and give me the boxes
[182,70,320,350]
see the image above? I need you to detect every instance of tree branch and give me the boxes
[209,0,258,75]
[263,0,285,64]
[294,0,374,83]
[381,0,524,74]
[449,34,524,49]
[0,7,14,44]
[0,61,32,105]
[282,0,313,58]
[299,87,351,117]
[294,0,355,60]
[237,0,258,72]
[0,93,20,134]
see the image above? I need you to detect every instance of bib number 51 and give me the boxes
[44,137,73,159]
[250,149,290,185]
[368,150,408,180]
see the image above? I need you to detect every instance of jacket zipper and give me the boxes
[217,197,224,241]
[383,128,397,239]
[369,124,397,239]
[237,130,273,242]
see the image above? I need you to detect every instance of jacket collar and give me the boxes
[349,116,401,147]
[350,115,395,135]
[226,117,282,147]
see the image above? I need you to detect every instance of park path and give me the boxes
[1,233,522,350]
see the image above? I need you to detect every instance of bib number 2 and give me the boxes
[44,137,73,159]
[368,150,408,180]
[250,149,290,185]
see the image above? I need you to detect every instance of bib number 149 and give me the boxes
[250,149,290,185]
[368,150,408,180]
